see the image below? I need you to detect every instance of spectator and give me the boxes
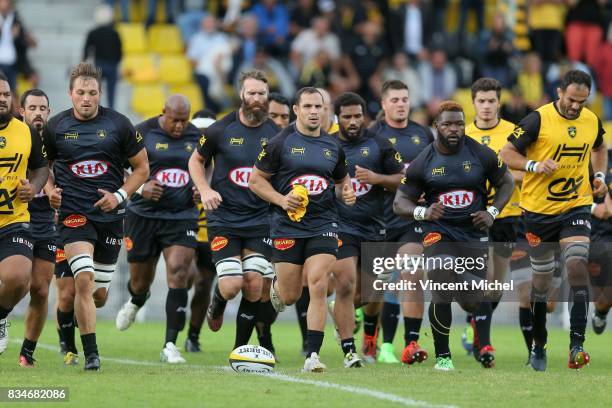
[83,5,122,109]
[230,14,260,82]
[389,0,429,61]
[290,15,341,75]
[517,52,547,109]
[500,85,532,124]
[289,0,320,38]
[187,15,233,113]
[349,21,387,112]
[146,0,177,28]
[251,0,290,57]
[480,12,515,87]
[373,52,425,110]
[235,46,296,99]
[528,0,566,68]
[596,28,612,120]
[419,49,457,116]
[0,0,36,90]
[105,0,130,22]
[564,0,607,68]
[333,0,367,52]
[298,49,332,89]
[457,0,484,39]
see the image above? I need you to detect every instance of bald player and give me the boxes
[115,95,201,364]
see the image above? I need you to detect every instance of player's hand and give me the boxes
[471,211,494,230]
[280,190,302,211]
[200,187,222,211]
[354,165,380,185]
[94,189,120,212]
[425,202,445,220]
[342,183,356,206]
[17,179,35,202]
[47,186,62,209]
[592,177,608,198]
[536,159,558,175]
[141,179,164,202]
[192,186,201,204]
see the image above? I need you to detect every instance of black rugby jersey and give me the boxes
[128,117,200,220]
[399,137,507,229]
[42,106,144,222]
[371,120,434,231]
[196,111,279,229]
[255,126,348,238]
[337,129,403,240]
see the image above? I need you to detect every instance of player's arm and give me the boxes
[500,111,557,175]
[19,125,49,202]
[361,136,406,191]
[591,119,608,197]
[249,167,301,211]
[123,149,150,197]
[393,156,443,220]
[332,145,355,205]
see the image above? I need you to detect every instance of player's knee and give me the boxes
[242,275,263,301]
[280,287,301,305]
[308,278,327,299]
[30,281,50,303]
[57,284,75,309]
[166,257,191,277]
[3,269,30,293]
[459,300,479,313]
[243,254,269,277]
[546,302,556,313]
[70,254,95,294]
[334,275,355,299]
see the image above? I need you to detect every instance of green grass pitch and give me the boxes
[1,319,611,407]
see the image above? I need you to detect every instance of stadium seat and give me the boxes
[117,23,147,54]
[121,54,158,84]
[158,55,193,85]
[452,88,475,124]
[169,83,203,112]
[131,84,166,117]
[148,24,184,54]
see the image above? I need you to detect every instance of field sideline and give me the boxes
[1,319,611,407]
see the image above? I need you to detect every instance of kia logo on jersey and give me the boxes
[155,168,190,187]
[438,190,474,208]
[290,174,329,195]
[229,167,252,188]
[70,160,109,178]
[350,178,372,197]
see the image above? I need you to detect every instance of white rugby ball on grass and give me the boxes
[229,345,276,373]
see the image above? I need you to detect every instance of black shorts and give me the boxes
[386,223,423,243]
[124,210,197,263]
[422,227,488,279]
[588,243,612,288]
[490,217,519,258]
[0,223,34,262]
[338,232,361,259]
[524,207,591,257]
[208,226,271,264]
[58,213,123,264]
[196,241,214,271]
[53,247,72,279]
[272,233,338,265]
[33,238,58,263]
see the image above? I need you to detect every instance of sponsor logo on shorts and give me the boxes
[211,236,229,251]
[13,236,33,249]
[588,262,601,277]
[70,160,109,178]
[186,229,196,237]
[124,237,133,251]
[56,248,67,263]
[290,174,329,196]
[350,178,372,197]
[438,190,474,208]
[155,168,190,187]
[47,244,57,253]
[525,232,541,247]
[510,248,527,261]
[273,239,295,250]
[63,214,87,228]
[337,239,343,247]
[105,237,123,246]
[423,232,441,247]
[229,167,252,188]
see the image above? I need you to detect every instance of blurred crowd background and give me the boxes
[6,0,612,127]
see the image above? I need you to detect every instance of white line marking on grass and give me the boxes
[16,341,456,408]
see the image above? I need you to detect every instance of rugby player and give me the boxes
[501,70,608,371]
[268,92,291,129]
[249,87,356,372]
[0,74,49,355]
[17,89,62,366]
[464,78,521,360]
[115,95,200,363]
[370,80,434,364]
[189,70,279,350]
[394,101,514,370]
[42,62,149,371]
[333,92,404,367]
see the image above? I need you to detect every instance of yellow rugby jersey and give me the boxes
[508,103,605,215]
[0,118,47,228]
[196,202,208,243]
[467,118,521,218]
